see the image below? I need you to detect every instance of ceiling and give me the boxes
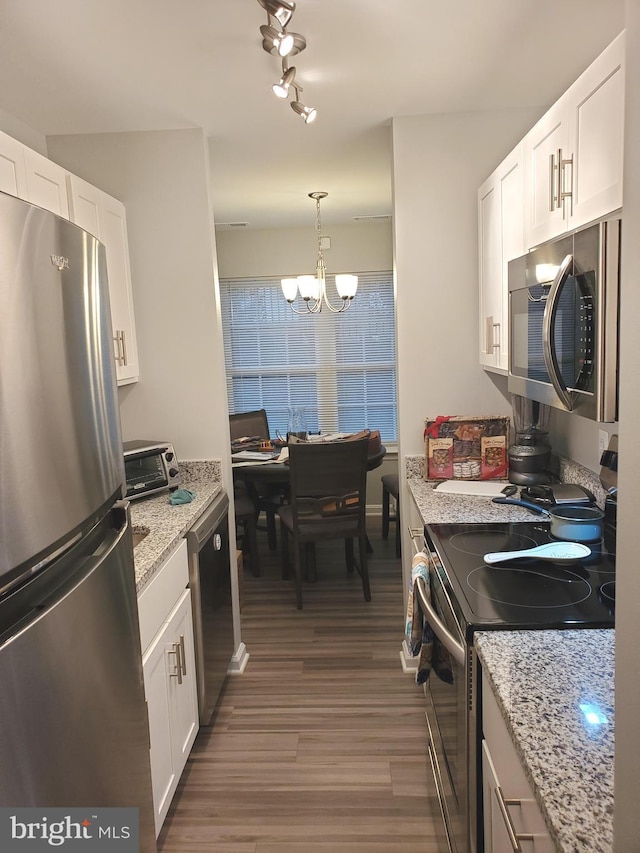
[0,0,625,228]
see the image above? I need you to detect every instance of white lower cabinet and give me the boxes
[138,540,199,837]
[482,672,553,852]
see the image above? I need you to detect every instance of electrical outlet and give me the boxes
[598,430,609,459]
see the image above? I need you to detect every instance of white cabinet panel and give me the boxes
[482,673,554,853]
[140,542,199,838]
[568,32,625,231]
[23,147,69,218]
[478,143,524,373]
[524,31,624,248]
[523,101,568,247]
[67,174,140,385]
[0,131,28,198]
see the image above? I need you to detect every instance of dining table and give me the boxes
[231,438,387,555]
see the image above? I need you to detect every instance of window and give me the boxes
[220,271,397,442]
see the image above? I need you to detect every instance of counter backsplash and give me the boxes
[405,454,607,507]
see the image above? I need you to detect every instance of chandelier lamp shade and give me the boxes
[281,193,358,314]
[256,0,316,121]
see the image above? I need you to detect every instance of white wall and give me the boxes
[216,221,392,279]
[614,3,640,847]
[47,129,228,462]
[0,107,47,154]
[392,108,541,459]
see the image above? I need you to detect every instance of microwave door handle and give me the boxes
[415,576,465,666]
[542,253,574,412]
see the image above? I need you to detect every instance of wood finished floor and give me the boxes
[158,520,442,853]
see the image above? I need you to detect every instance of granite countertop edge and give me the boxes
[475,630,615,853]
[129,459,224,593]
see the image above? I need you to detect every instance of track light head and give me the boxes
[260,23,295,57]
[291,99,317,124]
[261,29,306,57]
[257,0,295,28]
[272,65,296,98]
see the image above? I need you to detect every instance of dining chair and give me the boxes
[277,436,371,609]
[229,408,285,550]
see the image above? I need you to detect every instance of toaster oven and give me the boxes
[123,440,181,500]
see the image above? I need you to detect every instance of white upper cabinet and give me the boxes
[524,32,625,248]
[23,147,69,219]
[68,174,140,385]
[478,142,524,373]
[0,131,28,198]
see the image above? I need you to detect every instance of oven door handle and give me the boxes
[415,576,465,666]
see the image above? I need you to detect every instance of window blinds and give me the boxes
[219,271,397,442]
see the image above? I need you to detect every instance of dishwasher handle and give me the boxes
[415,576,465,667]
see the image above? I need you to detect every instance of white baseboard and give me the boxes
[228,642,250,674]
[400,640,417,673]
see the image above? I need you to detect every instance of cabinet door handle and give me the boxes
[485,317,500,354]
[555,148,563,213]
[495,786,534,852]
[113,330,128,367]
[178,634,187,677]
[168,642,183,684]
[549,151,557,211]
[560,152,574,218]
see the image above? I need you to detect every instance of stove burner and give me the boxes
[600,581,616,604]
[466,564,593,608]
[449,528,538,557]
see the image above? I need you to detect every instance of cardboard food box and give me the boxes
[424,415,510,480]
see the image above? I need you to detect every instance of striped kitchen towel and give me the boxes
[406,551,453,686]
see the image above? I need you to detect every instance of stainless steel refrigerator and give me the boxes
[0,192,156,851]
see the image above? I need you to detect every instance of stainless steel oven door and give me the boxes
[417,561,478,853]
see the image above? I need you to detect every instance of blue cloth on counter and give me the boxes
[169,488,196,505]
[406,552,453,686]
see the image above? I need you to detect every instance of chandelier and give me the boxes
[256,0,316,123]
[281,192,358,314]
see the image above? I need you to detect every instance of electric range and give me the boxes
[424,519,615,643]
[420,518,615,853]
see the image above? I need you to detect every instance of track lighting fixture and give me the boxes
[273,64,296,98]
[256,0,316,122]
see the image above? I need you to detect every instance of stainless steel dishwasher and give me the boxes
[186,490,233,725]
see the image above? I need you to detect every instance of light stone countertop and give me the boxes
[476,630,615,853]
[129,459,223,593]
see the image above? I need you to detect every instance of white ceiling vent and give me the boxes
[216,221,250,230]
[352,214,392,223]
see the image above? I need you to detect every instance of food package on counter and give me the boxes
[424,415,510,480]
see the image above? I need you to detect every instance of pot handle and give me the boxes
[492,496,551,516]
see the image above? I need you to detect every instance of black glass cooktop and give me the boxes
[424,521,615,642]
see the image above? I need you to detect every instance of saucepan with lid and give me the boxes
[492,496,604,542]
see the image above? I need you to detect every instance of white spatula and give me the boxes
[484,541,591,565]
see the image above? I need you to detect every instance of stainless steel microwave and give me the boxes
[508,217,620,422]
[123,440,181,499]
